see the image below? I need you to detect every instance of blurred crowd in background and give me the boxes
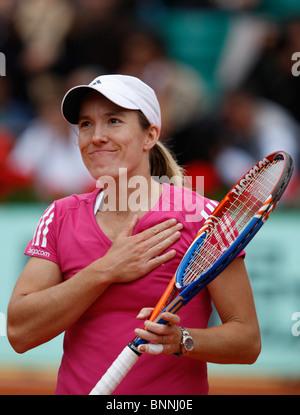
[0,0,299,204]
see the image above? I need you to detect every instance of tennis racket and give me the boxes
[90,150,294,395]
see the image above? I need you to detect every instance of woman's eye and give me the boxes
[79,121,91,129]
[109,118,121,124]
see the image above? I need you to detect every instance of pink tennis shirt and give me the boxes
[25,183,222,395]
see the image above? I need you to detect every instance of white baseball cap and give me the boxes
[61,74,161,128]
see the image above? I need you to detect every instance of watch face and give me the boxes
[183,336,194,351]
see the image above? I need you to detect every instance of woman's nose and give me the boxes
[91,125,109,145]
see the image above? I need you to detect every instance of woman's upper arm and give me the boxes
[207,256,259,327]
[9,256,62,303]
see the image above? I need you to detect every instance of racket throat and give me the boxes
[128,340,142,356]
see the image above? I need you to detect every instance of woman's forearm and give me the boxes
[188,320,261,365]
[7,261,111,353]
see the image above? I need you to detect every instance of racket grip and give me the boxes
[89,344,140,395]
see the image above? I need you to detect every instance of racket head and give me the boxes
[175,151,294,291]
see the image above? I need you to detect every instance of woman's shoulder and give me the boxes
[53,189,99,217]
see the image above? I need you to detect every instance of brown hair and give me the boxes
[137,111,184,187]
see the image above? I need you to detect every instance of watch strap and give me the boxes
[173,326,193,357]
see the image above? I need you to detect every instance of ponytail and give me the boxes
[150,141,184,187]
[137,110,184,187]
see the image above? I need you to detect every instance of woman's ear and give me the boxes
[143,125,160,151]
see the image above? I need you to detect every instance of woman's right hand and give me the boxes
[7,216,182,353]
[98,216,183,284]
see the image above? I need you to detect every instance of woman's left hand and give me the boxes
[134,308,182,355]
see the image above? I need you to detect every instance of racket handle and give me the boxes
[89,344,140,395]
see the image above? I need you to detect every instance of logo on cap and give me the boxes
[91,79,101,86]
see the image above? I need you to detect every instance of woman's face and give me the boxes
[78,92,158,181]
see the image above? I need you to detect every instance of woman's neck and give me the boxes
[96,177,163,241]
[103,177,162,214]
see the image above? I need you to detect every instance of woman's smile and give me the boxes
[88,148,119,157]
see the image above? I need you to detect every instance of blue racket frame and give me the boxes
[153,215,265,325]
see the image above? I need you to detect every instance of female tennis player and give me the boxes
[7,74,261,395]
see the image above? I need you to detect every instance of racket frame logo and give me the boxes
[231,157,270,197]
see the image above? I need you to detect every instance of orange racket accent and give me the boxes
[149,275,177,323]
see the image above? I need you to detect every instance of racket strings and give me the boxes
[182,159,283,286]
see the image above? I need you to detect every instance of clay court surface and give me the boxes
[0,370,299,395]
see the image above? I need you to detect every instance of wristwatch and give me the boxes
[174,326,194,356]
